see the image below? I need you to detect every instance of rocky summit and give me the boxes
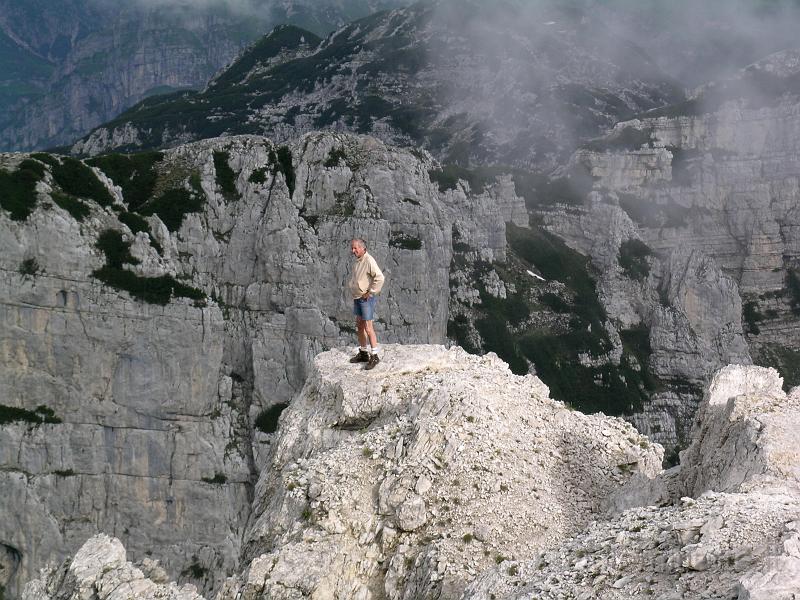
[19,356,800,600]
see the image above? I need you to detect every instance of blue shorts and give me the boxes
[353,296,377,320]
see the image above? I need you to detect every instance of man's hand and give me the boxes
[361,291,371,299]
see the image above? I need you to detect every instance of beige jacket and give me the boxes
[349,252,385,299]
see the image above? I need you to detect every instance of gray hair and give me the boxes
[352,238,367,250]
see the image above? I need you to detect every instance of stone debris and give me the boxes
[21,361,800,600]
[24,344,660,600]
[22,534,203,600]
[463,364,800,600]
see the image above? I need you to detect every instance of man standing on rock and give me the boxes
[348,238,385,370]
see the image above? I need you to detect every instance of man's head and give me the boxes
[351,238,367,258]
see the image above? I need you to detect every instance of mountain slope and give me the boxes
[0,0,408,152]
[73,0,684,170]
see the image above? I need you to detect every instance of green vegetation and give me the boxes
[584,126,653,152]
[19,257,39,276]
[254,402,289,434]
[324,146,348,168]
[446,314,480,355]
[427,164,504,194]
[96,230,138,268]
[213,150,239,201]
[618,239,652,281]
[52,192,91,221]
[743,300,764,335]
[87,152,164,211]
[0,159,45,220]
[275,146,295,196]
[117,211,150,236]
[389,232,422,250]
[208,25,322,89]
[758,344,800,389]
[49,156,114,207]
[138,188,203,232]
[201,473,227,484]
[451,224,656,415]
[618,193,691,229]
[0,404,61,426]
[181,558,207,580]
[507,224,606,329]
[248,167,268,184]
[511,167,595,209]
[787,269,800,315]
[92,229,204,305]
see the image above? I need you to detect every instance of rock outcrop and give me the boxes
[21,360,800,600]
[22,344,662,600]
[0,132,526,597]
[463,364,800,599]
[530,50,800,450]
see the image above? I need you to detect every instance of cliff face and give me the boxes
[0,132,525,597]
[514,50,800,451]
[0,0,408,152]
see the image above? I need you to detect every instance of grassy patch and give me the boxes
[0,159,45,220]
[758,344,800,389]
[138,188,203,232]
[201,473,227,484]
[52,192,91,221]
[275,146,295,197]
[324,146,348,168]
[92,229,204,305]
[618,193,691,229]
[19,257,39,276]
[389,232,422,250]
[87,152,164,211]
[584,126,653,152]
[49,157,114,207]
[213,150,239,201]
[248,167,268,184]
[254,402,289,434]
[618,239,652,282]
[0,404,61,426]
[743,300,764,335]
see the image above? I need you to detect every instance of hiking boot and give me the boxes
[365,353,380,370]
[349,350,370,363]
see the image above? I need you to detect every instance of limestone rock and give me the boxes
[464,363,800,600]
[0,132,527,596]
[22,534,204,600]
[226,344,660,600]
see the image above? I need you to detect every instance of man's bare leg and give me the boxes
[357,317,368,348]
[364,319,378,351]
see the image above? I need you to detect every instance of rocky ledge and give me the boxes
[21,351,800,600]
